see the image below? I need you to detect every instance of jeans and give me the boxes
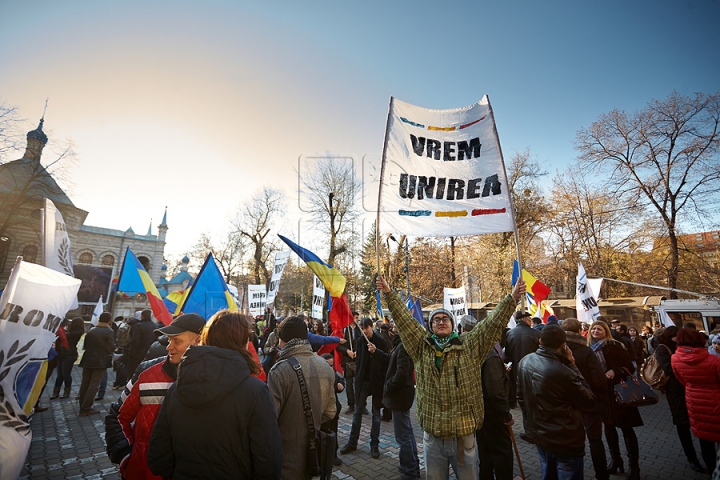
[53,355,77,390]
[477,416,513,480]
[424,431,478,480]
[392,409,419,479]
[581,411,608,480]
[347,381,381,447]
[536,447,584,480]
[98,371,108,398]
[78,368,106,411]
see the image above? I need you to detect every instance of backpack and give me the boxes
[640,344,669,390]
[115,320,132,348]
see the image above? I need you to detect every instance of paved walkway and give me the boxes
[21,367,712,479]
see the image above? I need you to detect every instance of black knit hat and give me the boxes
[278,316,308,342]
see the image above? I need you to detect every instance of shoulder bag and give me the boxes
[286,357,336,479]
[640,344,669,390]
[614,367,659,407]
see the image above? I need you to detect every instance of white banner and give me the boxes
[91,296,104,326]
[247,284,267,317]
[443,286,467,326]
[42,198,74,277]
[311,276,325,320]
[576,263,601,324]
[266,251,290,307]
[0,258,81,479]
[378,96,514,237]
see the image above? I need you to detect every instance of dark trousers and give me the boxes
[53,355,76,390]
[392,409,420,479]
[78,368,106,411]
[699,438,717,474]
[344,363,356,408]
[676,424,700,461]
[582,411,608,480]
[537,447,584,480]
[347,381,382,447]
[477,416,514,480]
[322,398,341,458]
[508,369,518,408]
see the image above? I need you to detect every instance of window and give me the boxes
[79,252,93,264]
[138,256,150,271]
[22,245,38,263]
[0,236,10,273]
[102,255,115,266]
[696,234,703,242]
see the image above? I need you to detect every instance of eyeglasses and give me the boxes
[433,316,451,324]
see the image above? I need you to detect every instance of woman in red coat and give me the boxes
[672,327,720,474]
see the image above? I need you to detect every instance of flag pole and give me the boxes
[375,96,395,276]
[486,95,525,311]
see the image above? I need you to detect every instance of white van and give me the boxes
[651,298,720,333]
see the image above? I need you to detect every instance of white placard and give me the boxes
[247,284,267,317]
[443,286,467,325]
[576,263,601,324]
[266,251,290,307]
[311,275,325,320]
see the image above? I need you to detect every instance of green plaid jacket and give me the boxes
[386,290,516,439]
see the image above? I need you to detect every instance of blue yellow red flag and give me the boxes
[278,235,346,297]
[117,248,173,325]
[512,260,551,307]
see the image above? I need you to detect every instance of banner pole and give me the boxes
[486,95,525,311]
[376,97,394,276]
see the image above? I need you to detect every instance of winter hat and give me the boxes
[428,308,454,333]
[712,336,720,345]
[459,314,478,331]
[546,315,559,325]
[514,311,532,320]
[277,316,309,342]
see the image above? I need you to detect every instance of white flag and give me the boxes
[378,96,515,237]
[42,198,74,277]
[443,286,467,327]
[576,263,601,323]
[0,258,81,479]
[266,251,290,308]
[247,285,267,317]
[91,296,104,326]
[311,275,325,320]
[657,306,675,328]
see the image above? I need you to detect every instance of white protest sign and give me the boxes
[576,263,601,324]
[443,286,467,325]
[311,275,325,320]
[247,284,267,317]
[266,251,290,308]
[378,97,514,237]
[0,258,81,480]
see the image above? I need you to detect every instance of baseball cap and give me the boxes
[155,313,206,336]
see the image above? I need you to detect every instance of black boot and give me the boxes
[687,458,706,474]
[60,387,71,399]
[606,455,624,475]
[49,387,61,400]
[626,455,640,480]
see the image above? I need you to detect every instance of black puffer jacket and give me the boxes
[381,336,415,411]
[505,322,540,366]
[147,346,282,480]
[517,346,596,457]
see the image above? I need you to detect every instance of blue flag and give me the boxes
[410,298,426,327]
[179,253,238,320]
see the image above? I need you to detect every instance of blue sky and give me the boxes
[1,0,718,257]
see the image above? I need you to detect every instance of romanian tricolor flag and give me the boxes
[279,235,352,371]
[512,260,551,320]
[376,289,385,321]
[178,253,238,320]
[117,248,173,326]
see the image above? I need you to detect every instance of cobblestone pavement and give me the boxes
[22,367,712,479]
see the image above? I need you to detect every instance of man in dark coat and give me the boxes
[340,317,389,459]
[517,325,596,479]
[336,314,362,414]
[124,309,158,380]
[78,312,116,416]
[504,310,540,432]
[379,335,419,479]
[562,318,609,480]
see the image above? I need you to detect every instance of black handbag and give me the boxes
[613,367,659,407]
[287,357,336,479]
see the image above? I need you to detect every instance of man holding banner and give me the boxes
[377,275,525,479]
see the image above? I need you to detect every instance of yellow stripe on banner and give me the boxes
[226,291,239,312]
[428,126,456,131]
[435,210,468,217]
[174,288,191,315]
[307,261,347,297]
[139,270,162,298]
[24,361,48,415]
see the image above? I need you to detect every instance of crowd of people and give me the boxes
[34,277,720,480]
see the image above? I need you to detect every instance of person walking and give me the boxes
[52,318,84,400]
[78,313,116,416]
[377,274,525,480]
[148,311,282,479]
[656,325,706,473]
[588,321,643,480]
[336,316,361,414]
[672,327,720,475]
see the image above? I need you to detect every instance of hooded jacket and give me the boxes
[147,346,282,480]
[517,346,596,457]
[672,346,720,442]
[385,289,516,439]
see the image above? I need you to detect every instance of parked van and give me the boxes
[651,298,720,333]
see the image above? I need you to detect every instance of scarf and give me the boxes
[431,332,458,369]
[277,338,310,360]
[590,338,607,371]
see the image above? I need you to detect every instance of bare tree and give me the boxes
[188,231,247,283]
[300,156,359,266]
[576,90,720,295]
[0,102,24,163]
[233,187,285,284]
